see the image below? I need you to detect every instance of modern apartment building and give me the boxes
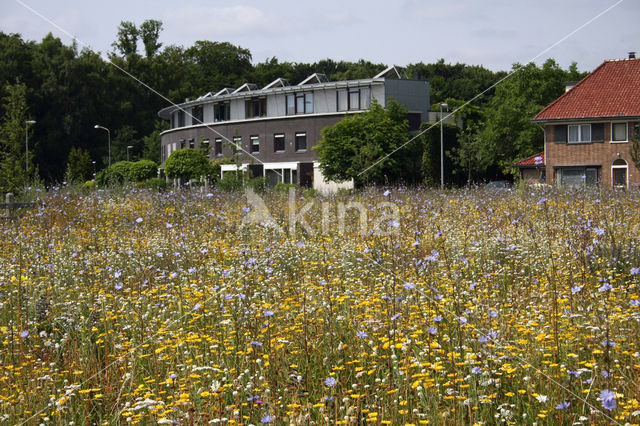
[157,66,430,191]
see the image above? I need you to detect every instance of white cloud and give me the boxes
[164,5,283,38]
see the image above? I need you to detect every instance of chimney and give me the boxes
[630,52,636,59]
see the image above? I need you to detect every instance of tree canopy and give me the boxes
[0,20,590,187]
[315,100,415,186]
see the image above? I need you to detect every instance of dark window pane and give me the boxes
[295,133,307,151]
[274,134,285,152]
[592,123,604,142]
[613,168,627,186]
[250,136,260,153]
[554,125,567,143]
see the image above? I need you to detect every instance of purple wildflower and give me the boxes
[325,377,337,387]
[600,389,616,411]
[555,401,570,410]
[599,282,612,292]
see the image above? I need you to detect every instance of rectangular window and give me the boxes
[214,102,230,122]
[305,93,314,113]
[612,122,627,142]
[286,94,295,115]
[177,110,185,127]
[337,90,348,111]
[592,123,604,142]
[553,125,567,143]
[296,94,305,114]
[233,136,242,153]
[295,132,307,151]
[192,105,203,125]
[179,139,185,149]
[250,135,260,153]
[171,113,176,129]
[349,89,360,110]
[568,124,591,143]
[360,87,370,110]
[215,138,222,156]
[274,134,285,152]
[246,98,266,118]
[287,93,314,115]
[188,138,195,149]
[337,88,368,111]
[560,167,598,188]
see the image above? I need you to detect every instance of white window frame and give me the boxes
[568,124,591,143]
[610,122,628,143]
[250,135,260,153]
[611,160,628,189]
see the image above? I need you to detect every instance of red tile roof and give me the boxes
[515,152,544,167]
[534,58,640,121]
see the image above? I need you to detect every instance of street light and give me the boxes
[25,120,36,172]
[126,145,133,162]
[94,125,111,167]
[439,103,448,190]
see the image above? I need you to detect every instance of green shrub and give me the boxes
[274,182,297,193]
[164,149,211,181]
[247,177,266,193]
[144,177,167,190]
[96,161,132,186]
[217,171,245,192]
[210,157,234,183]
[129,160,158,182]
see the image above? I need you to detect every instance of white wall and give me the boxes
[313,162,354,194]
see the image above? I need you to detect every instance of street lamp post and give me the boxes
[25,120,36,172]
[94,125,111,167]
[126,145,133,162]
[439,103,448,190]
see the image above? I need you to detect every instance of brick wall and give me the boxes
[545,122,640,187]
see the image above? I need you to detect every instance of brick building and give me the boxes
[157,66,429,192]
[532,54,640,188]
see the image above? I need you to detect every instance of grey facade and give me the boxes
[158,67,430,189]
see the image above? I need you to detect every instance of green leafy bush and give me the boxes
[96,161,132,186]
[129,160,158,182]
[217,171,244,192]
[144,177,167,190]
[164,149,210,181]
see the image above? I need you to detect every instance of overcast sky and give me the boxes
[2,0,638,73]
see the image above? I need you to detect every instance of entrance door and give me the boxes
[611,159,628,188]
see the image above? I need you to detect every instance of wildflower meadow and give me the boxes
[1,186,639,425]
